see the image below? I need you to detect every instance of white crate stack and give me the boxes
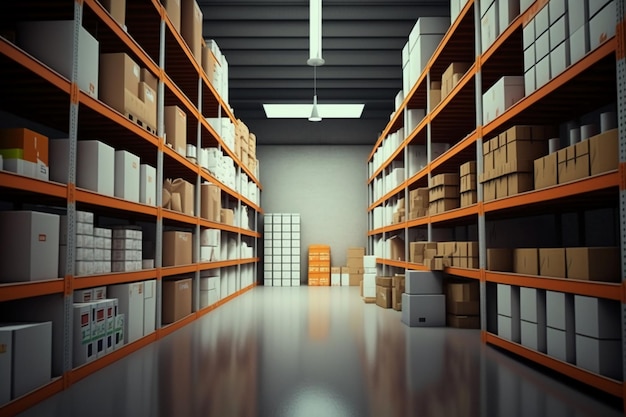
[112,227,143,272]
[59,211,112,277]
[263,213,301,287]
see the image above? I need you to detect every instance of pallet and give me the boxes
[125,112,156,135]
[363,297,376,304]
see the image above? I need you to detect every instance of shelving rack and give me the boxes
[367,0,625,407]
[0,1,261,415]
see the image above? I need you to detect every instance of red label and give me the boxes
[38,234,46,242]
[81,313,89,326]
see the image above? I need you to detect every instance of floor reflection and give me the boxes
[15,286,622,417]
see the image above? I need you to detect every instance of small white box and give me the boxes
[534,3,550,36]
[273,279,282,287]
[0,211,60,282]
[274,224,282,232]
[17,20,99,98]
[331,272,341,286]
[520,287,546,323]
[546,291,574,331]
[401,294,445,327]
[143,280,156,337]
[547,326,575,363]
[482,76,524,124]
[480,0,496,17]
[498,314,521,342]
[362,255,376,269]
[523,19,535,51]
[535,55,551,89]
[550,40,570,80]
[589,0,613,18]
[524,67,536,96]
[589,1,616,51]
[574,295,621,339]
[0,322,52,400]
[408,16,449,49]
[410,34,445,85]
[535,30,550,61]
[200,229,220,246]
[569,24,590,65]
[114,150,140,202]
[77,140,115,196]
[2,159,36,178]
[549,15,568,50]
[498,0,520,34]
[139,164,156,206]
[575,334,622,380]
[497,284,520,317]
[521,319,546,352]
[108,282,144,344]
[523,43,535,71]
[92,301,108,358]
[73,303,96,366]
[549,0,567,23]
[568,0,588,34]
[481,2,499,53]
[76,260,95,276]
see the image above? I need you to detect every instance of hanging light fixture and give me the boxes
[307,0,324,66]
[309,65,322,122]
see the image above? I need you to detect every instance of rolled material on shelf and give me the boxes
[569,128,580,146]
[548,138,560,154]
[580,124,598,141]
[600,112,617,132]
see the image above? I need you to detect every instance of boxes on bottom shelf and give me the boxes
[497,314,521,343]
[446,281,479,315]
[575,334,622,380]
[521,320,546,352]
[107,282,144,345]
[392,275,405,311]
[140,164,156,206]
[547,326,575,363]
[0,322,52,402]
[401,294,445,327]
[162,278,192,324]
[376,286,392,309]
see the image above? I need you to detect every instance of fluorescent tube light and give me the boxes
[263,104,364,119]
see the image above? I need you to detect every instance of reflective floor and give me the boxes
[18,287,623,417]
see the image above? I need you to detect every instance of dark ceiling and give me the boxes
[198,0,450,145]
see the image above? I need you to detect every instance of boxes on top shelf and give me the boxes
[163,0,181,32]
[441,62,471,98]
[181,0,203,63]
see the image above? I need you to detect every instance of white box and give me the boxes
[521,319,546,352]
[550,40,570,79]
[569,24,590,65]
[200,229,220,246]
[0,211,60,282]
[498,0,520,34]
[546,291,574,330]
[497,284,520,317]
[549,0,567,23]
[17,20,99,98]
[482,76,524,125]
[589,0,613,18]
[114,314,124,349]
[534,3,550,36]
[114,150,140,202]
[107,282,144,344]
[77,140,115,196]
[481,2,499,53]
[92,301,107,358]
[520,287,546,323]
[139,164,156,206]
[73,303,95,366]
[589,1,616,51]
[410,34,444,85]
[401,294,445,327]
[535,55,551,89]
[0,322,52,400]
[408,16,449,49]
[341,272,349,286]
[143,280,156,337]
[575,334,622,380]
[523,43,535,72]
[549,15,568,49]
[568,0,588,34]
[524,67,536,96]
[547,326,575,363]
[574,295,621,339]
[523,19,535,51]
[405,270,442,295]
[331,272,341,286]
[3,158,36,179]
[498,314,521,342]
[362,255,376,269]
[535,29,550,61]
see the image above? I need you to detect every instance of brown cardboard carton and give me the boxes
[376,276,393,287]
[200,183,221,222]
[589,129,618,175]
[460,160,477,176]
[388,236,405,261]
[99,53,143,116]
[201,45,218,81]
[539,248,566,278]
[164,105,187,155]
[430,173,459,187]
[102,0,126,26]
[460,191,478,207]
[140,68,158,91]
[181,0,203,63]
[447,281,479,302]
[429,185,460,201]
[163,0,181,32]
[429,88,442,111]
[220,208,234,225]
[495,176,508,198]
[447,314,480,328]
[506,139,547,166]
[169,178,194,216]
[565,247,620,282]
[392,287,403,311]
[347,257,363,269]
[486,248,513,272]
[162,277,192,324]
[483,180,496,201]
[514,248,539,275]
[349,274,363,286]
[507,173,533,196]
[162,231,192,266]
[424,248,438,260]
[460,174,477,192]
[534,153,557,190]
[347,247,365,257]
[441,62,471,97]
[138,82,157,130]
[376,286,392,308]
[446,300,479,315]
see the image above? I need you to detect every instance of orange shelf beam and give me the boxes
[69,332,158,385]
[163,145,200,175]
[0,172,67,199]
[367,223,407,236]
[406,216,430,228]
[73,270,157,290]
[485,271,622,301]
[75,188,159,217]
[483,171,619,213]
[430,130,478,172]
[429,204,479,224]
[0,39,71,95]
[445,267,481,280]
[161,264,198,277]
[406,167,430,188]
[162,208,199,225]
[0,377,64,417]
[406,262,430,271]
[482,37,616,138]
[0,279,64,302]
[485,332,623,398]
[378,258,408,269]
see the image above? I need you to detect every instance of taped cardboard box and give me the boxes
[589,129,618,175]
[447,314,480,328]
[200,183,221,222]
[565,247,620,282]
[181,0,202,63]
[164,105,187,155]
[514,248,539,275]
[163,178,194,216]
[163,0,181,32]
[162,231,192,266]
[376,276,393,287]
[486,248,513,272]
[539,248,566,278]
[376,285,392,308]
[162,277,192,324]
[534,153,557,190]
[557,140,590,184]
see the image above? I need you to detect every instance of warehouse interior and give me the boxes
[0,0,624,416]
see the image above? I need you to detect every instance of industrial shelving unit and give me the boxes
[0,1,261,415]
[367,0,625,406]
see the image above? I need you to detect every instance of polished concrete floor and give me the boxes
[17,287,623,417]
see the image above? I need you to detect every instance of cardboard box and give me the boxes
[401,294,445,327]
[534,153,557,190]
[376,286,392,308]
[162,278,192,324]
[375,276,393,287]
[539,248,566,278]
[349,274,362,286]
[114,150,140,202]
[514,248,539,275]
[200,183,221,222]
[405,270,442,295]
[589,129,618,175]
[0,128,49,175]
[574,295,621,339]
[164,106,187,155]
[0,211,60,282]
[566,247,620,282]
[138,82,157,130]
[163,0,181,32]
[486,248,513,272]
[347,247,365,257]
[201,45,218,81]
[460,191,477,207]
[557,141,590,184]
[0,323,52,400]
[77,140,115,196]
[575,334,622,380]
[220,208,234,225]
[162,231,192,266]
[388,236,405,261]
[17,20,99,98]
[140,164,156,206]
[167,178,195,216]
[181,0,203,63]
[101,0,126,26]
[107,282,144,344]
[99,53,148,122]
[447,314,480,329]
[441,62,471,97]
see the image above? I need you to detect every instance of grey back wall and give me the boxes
[256,145,371,283]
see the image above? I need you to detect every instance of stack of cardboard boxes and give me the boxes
[481,125,551,201]
[402,271,445,327]
[391,197,406,224]
[429,173,459,214]
[459,161,477,207]
[392,275,405,311]
[0,128,49,181]
[308,244,330,286]
[164,105,187,156]
[375,276,393,308]
[347,247,365,286]
[409,241,479,270]
[441,62,471,98]
[446,281,480,328]
[408,188,429,219]
[429,82,442,112]
[234,120,258,177]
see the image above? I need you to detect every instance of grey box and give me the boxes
[546,291,574,331]
[547,326,576,363]
[574,296,621,339]
[520,287,546,324]
[401,294,445,327]
[497,284,520,317]
[405,270,442,295]
[498,314,521,343]
[521,319,546,352]
[575,334,622,380]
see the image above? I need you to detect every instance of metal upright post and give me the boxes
[155,16,166,329]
